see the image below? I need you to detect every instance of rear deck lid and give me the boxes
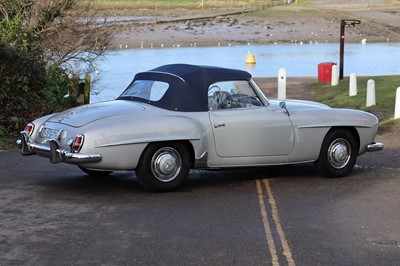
[48,100,145,127]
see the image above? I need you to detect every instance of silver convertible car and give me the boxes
[17,64,383,191]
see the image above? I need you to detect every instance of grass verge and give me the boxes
[310,75,400,133]
[0,134,18,151]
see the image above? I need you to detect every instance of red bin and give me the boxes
[318,62,336,83]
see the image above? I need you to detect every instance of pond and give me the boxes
[91,42,400,103]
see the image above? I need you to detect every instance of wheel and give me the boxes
[315,129,358,178]
[79,166,113,176]
[136,142,190,192]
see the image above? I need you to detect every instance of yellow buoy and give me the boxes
[246,52,256,64]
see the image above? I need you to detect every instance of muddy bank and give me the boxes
[107,2,400,49]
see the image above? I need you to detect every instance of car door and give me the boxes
[208,80,294,158]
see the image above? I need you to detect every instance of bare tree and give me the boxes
[40,0,112,74]
[0,0,113,132]
[0,0,112,75]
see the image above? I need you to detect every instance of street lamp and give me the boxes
[339,19,361,80]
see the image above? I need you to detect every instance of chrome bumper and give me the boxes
[367,142,384,152]
[16,132,102,164]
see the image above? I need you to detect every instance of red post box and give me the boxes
[318,62,336,83]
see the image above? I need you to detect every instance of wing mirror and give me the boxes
[279,101,290,116]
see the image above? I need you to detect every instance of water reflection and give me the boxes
[91,43,400,103]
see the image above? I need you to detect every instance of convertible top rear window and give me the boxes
[120,80,169,102]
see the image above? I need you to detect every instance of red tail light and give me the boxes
[24,123,34,136]
[71,135,84,153]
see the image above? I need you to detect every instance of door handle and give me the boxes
[214,123,226,128]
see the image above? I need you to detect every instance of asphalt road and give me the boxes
[1,148,399,265]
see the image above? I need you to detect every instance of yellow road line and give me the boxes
[256,179,296,266]
[263,179,296,266]
[256,179,279,266]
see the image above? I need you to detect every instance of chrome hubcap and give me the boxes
[151,147,181,182]
[327,138,351,169]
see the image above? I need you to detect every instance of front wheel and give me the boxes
[136,142,190,192]
[315,129,358,178]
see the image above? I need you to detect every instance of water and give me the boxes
[91,42,400,103]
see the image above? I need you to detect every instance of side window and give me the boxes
[149,81,169,101]
[208,80,263,110]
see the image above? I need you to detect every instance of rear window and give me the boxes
[120,80,169,101]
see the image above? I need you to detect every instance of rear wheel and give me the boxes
[315,129,358,178]
[136,142,190,192]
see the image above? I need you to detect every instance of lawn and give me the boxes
[310,75,400,133]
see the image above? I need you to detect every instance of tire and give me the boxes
[315,129,358,178]
[79,166,113,176]
[136,142,190,192]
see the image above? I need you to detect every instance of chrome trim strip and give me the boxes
[17,132,102,164]
[144,71,186,82]
[366,142,384,152]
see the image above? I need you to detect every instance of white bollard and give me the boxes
[395,87,400,119]
[366,79,376,107]
[278,68,286,99]
[331,65,338,86]
[349,73,357,96]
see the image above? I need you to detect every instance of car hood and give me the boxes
[48,100,145,127]
[269,99,330,110]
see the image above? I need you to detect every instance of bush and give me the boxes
[0,0,111,137]
[0,42,70,134]
[0,42,44,131]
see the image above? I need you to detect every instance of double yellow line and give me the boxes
[256,179,296,266]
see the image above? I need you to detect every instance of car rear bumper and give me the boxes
[16,132,102,164]
[367,142,384,152]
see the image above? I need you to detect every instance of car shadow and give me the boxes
[184,163,320,191]
[35,163,323,195]
[35,171,145,196]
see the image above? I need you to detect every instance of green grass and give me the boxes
[310,75,400,133]
[0,134,18,150]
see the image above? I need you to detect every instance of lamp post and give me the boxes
[339,19,361,80]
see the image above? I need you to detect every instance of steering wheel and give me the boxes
[218,91,233,109]
[208,85,222,110]
[208,85,221,96]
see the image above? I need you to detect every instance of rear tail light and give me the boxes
[71,134,84,153]
[24,123,34,136]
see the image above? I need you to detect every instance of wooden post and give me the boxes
[278,68,286,100]
[84,74,91,104]
[395,87,400,119]
[366,79,376,107]
[331,64,338,86]
[349,73,357,97]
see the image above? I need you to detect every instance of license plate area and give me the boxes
[40,127,63,140]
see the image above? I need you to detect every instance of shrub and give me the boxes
[0,42,70,133]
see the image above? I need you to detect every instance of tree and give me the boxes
[1,0,111,73]
[0,0,112,134]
